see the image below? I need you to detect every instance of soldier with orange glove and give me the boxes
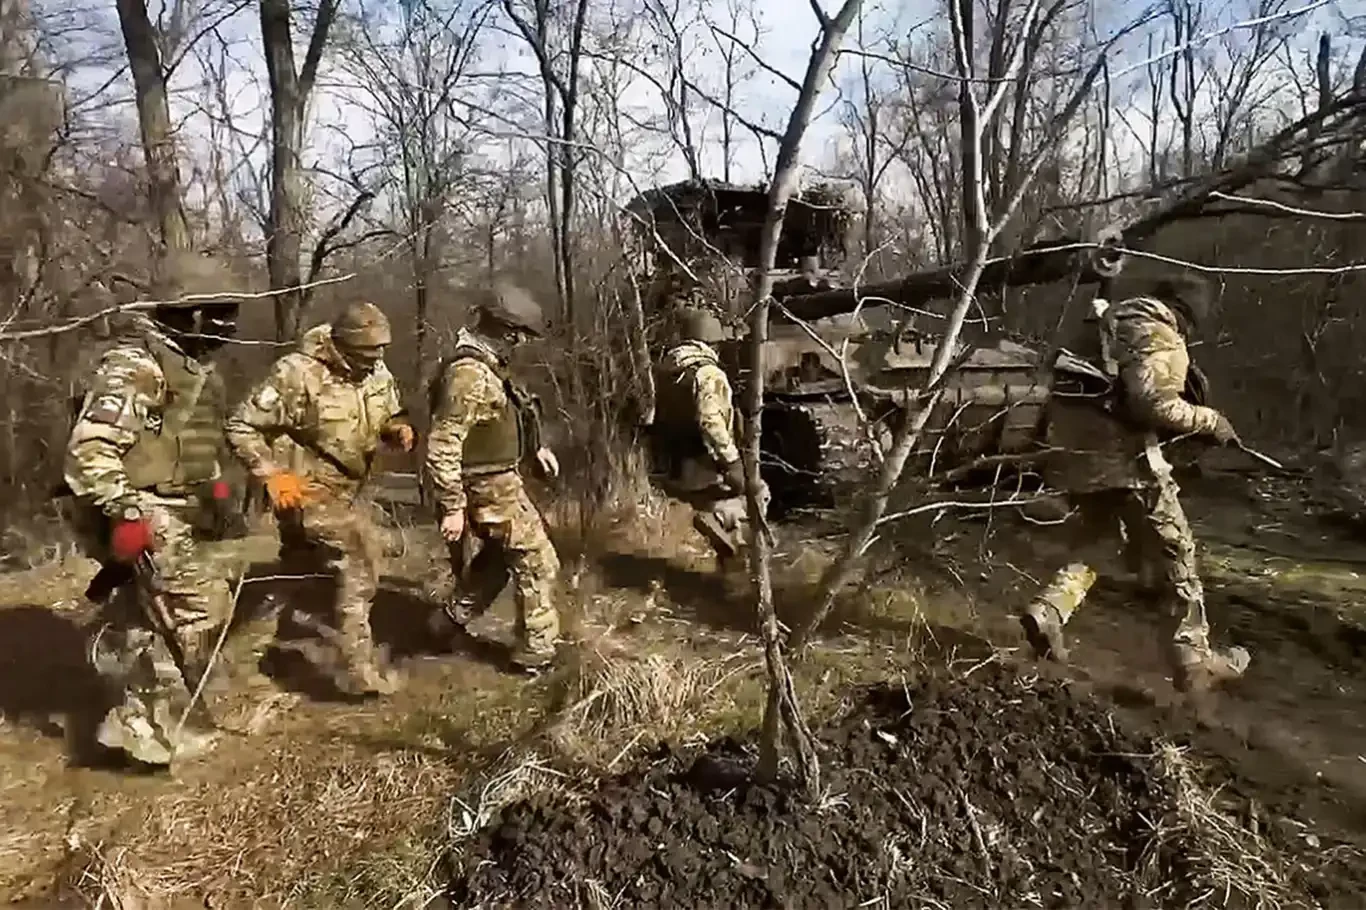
[226,302,413,695]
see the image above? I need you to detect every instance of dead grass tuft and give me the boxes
[546,634,758,767]
[70,840,162,910]
[447,747,574,844]
[64,746,462,908]
[1154,741,1296,909]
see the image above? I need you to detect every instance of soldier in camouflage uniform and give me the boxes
[225,302,413,696]
[426,282,563,670]
[652,307,767,568]
[63,252,241,766]
[1022,273,1250,694]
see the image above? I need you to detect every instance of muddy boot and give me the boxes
[693,512,739,568]
[1019,563,1096,662]
[1172,644,1251,694]
[96,704,174,766]
[337,640,400,696]
[97,698,220,766]
[1020,602,1069,662]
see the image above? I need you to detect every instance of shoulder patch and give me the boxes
[84,393,127,426]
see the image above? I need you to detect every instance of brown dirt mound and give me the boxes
[450,665,1364,909]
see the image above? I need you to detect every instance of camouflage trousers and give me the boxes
[277,495,384,681]
[448,471,560,657]
[71,495,232,764]
[1031,474,1210,651]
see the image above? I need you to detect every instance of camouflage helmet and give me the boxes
[332,301,392,349]
[678,306,725,343]
[476,281,545,336]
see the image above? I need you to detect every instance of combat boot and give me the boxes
[336,639,400,696]
[1172,644,1250,693]
[1019,562,1096,663]
[1020,601,1069,662]
[346,656,401,696]
[97,701,220,766]
[693,511,740,567]
[97,705,174,766]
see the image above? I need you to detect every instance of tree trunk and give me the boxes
[259,0,338,341]
[743,0,864,799]
[115,0,190,283]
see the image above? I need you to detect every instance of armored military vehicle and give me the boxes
[626,180,1074,513]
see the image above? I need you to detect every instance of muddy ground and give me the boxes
[453,666,1364,909]
[0,457,1363,907]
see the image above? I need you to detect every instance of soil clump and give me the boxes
[452,664,1365,909]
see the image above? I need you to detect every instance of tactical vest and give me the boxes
[652,357,711,461]
[1050,297,1211,483]
[1090,297,1210,418]
[122,335,224,494]
[430,345,533,477]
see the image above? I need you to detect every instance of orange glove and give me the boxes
[265,471,307,510]
[384,423,415,452]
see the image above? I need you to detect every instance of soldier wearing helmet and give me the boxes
[1022,270,1249,695]
[425,280,563,671]
[226,300,414,696]
[61,252,243,766]
[651,305,767,569]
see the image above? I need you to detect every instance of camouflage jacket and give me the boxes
[64,317,223,516]
[1046,296,1222,492]
[225,323,408,496]
[426,329,544,514]
[654,340,740,468]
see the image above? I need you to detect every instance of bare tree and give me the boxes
[339,0,491,365]
[114,0,191,278]
[704,0,761,182]
[741,0,863,797]
[501,0,590,326]
[259,0,340,340]
[838,8,913,263]
[792,0,1153,651]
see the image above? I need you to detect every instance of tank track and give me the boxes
[762,398,876,515]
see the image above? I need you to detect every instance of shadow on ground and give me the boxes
[244,559,520,701]
[0,604,122,765]
[594,550,753,633]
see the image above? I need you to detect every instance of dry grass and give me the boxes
[64,745,461,909]
[1153,742,1297,910]
[546,633,760,767]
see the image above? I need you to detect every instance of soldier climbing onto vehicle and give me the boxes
[1021,269,1250,694]
[225,301,414,696]
[62,252,242,766]
[651,305,768,569]
[425,281,564,672]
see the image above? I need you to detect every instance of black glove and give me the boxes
[721,459,746,493]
